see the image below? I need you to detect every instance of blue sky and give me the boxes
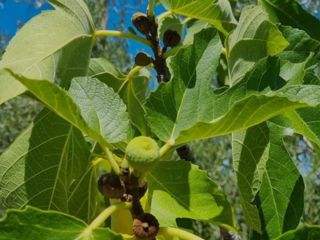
[0,0,165,57]
[0,0,319,59]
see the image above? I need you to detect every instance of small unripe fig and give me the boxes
[163,30,181,47]
[125,136,160,173]
[135,52,153,66]
[98,173,125,199]
[132,12,152,35]
[133,213,159,240]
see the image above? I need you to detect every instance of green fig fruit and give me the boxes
[125,136,160,173]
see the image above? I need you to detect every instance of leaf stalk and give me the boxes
[78,202,131,239]
[101,145,121,175]
[158,227,204,240]
[159,141,173,158]
[94,30,152,47]
[147,0,155,18]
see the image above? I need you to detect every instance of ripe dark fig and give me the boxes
[135,52,153,66]
[163,30,181,47]
[132,12,152,35]
[98,173,125,199]
[133,213,159,240]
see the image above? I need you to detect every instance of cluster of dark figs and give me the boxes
[98,171,159,240]
[131,12,181,67]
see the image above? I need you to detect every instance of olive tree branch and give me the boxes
[94,30,152,47]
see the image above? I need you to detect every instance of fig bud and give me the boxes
[135,52,153,66]
[98,173,125,199]
[132,12,152,35]
[125,136,160,173]
[133,213,159,240]
[163,30,181,47]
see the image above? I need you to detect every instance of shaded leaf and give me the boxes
[0,206,124,240]
[158,0,237,35]
[0,0,95,105]
[259,0,320,41]
[274,225,320,240]
[227,5,289,84]
[158,15,184,42]
[278,26,320,84]
[0,109,98,222]
[233,118,305,238]
[232,123,270,232]
[257,118,304,239]
[147,160,236,231]
[184,20,211,45]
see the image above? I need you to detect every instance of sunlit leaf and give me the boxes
[147,160,236,231]
[0,0,95,105]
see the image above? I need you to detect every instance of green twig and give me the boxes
[101,144,121,175]
[77,202,131,240]
[158,227,204,240]
[159,141,173,158]
[147,0,154,18]
[157,10,173,23]
[95,30,152,47]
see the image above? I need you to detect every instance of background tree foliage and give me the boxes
[0,0,319,239]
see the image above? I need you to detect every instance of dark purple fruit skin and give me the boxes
[163,30,181,47]
[133,213,159,240]
[98,173,125,199]
[132,12,152,35]
[135,52,153,66]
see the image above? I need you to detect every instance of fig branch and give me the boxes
[78,202,131,239]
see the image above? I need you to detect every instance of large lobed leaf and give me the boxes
[158,0,237,35]
[0,206,124,240]
[0,0,95,105]
[0,109,98,222]
[146,27,320,147]
[233,118,305,238]
[147,160,236,231]
[258,118,304,238]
